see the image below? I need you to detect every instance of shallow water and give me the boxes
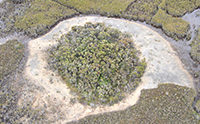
[183,9,200,41]
[0,0,3,3]
[182,9,200,89]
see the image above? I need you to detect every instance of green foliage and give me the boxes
[49,23,146,105]
[13,0,199,40]
[125,0,162,22]
[125,0,200,19]
[191,28,200,63]
[165,0,200,16]
[0,40,24,82]
[69,84,198,124]
[125,0,199,40]
[15,0,77,37]
[57,0,133,16]
[151,9,190,39]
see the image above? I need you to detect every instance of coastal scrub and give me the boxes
[49,23,146,105]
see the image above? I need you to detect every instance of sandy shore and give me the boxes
[22,16,194,123]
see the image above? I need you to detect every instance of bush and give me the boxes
[165,0,200,17]
[57,0,133,16]
[125,0,198,40]
[125,0,162,22]
[14,0,199,40]
[151,9,190,39]
[15,0,77,37]
[49,22,146,105]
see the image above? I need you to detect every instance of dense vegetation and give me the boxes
[49,23,146,105]
[124,0,162,22]
[13,0,200,40]
[68,84,199,124]
[125,0,196,40]
[191,27,200,63]
[0,40,24,82]
[151,9,189,40]
[57,0,133,16]
[164,0,200,17]
[15,0,77,37]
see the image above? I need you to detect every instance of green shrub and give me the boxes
[151,9,190,39]
[165,0,200,17]
[125,0,200,19]
[49,22,146,105]
[125,0,198,40]
[191,28,200,63]
[14,0,199,40]
[57,0,133,16]
[125,0,162,22]
[15,0,77,37]
[0,40,24,82]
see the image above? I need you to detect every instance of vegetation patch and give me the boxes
[125,0,162,22]
[164,0,200,17]
[15,0,77,37]
[0,83,46,123]
[57,0,133,16]
[125,0,199,40]
[49,22,146,105]
[0,0,30,37]
[0,40,24,82]
[151,9,190,40]
[191,27,200,63]
[13,0,199,40]
[68,84,199,124]
[0,40,45,123]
